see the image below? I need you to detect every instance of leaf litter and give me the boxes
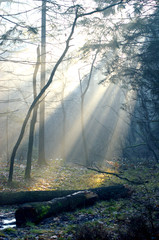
[0,159,159,239]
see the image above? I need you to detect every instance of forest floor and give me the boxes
[0,158,159,239]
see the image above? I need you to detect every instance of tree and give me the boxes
[95,0,159,161]
[8,6,79,183]
[7,0,130,182]
[61,80,67,160]
[79,50,99,166]
[116,1,159,162]
[38,0,47,166]
[25,46,40,180]
[0,1,41,163]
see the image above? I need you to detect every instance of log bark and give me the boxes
[0,185,130,206]
[15,191,98,226]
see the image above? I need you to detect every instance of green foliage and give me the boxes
[38,205,51,219]
[1,165,159,239]
[30,228,50,234]
[4,227,16,233]
[1,160,159,239]
[25,221,35,227]
[63,224,77,234]
[0,232,6,237]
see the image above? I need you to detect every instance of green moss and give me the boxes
[30,228,52,234]
[57,202,62,207]
[62,224,77,235]
[26,221,35,227]
[4,227,16,233]
[37,205,51,219]
[0,232,6,237]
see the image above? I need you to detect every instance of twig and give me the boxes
[75,163,144,185]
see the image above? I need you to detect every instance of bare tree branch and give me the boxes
[8,8,79,183]
[8,1,131,182]
[75,163,144,185]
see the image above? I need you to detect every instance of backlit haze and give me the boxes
[0,0,139,166]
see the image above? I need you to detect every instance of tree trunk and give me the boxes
[61,82,66,160]
[79,50,98,166]
[38,0,46,166]
[0,185,130,206]
[25,46,40,180]
[15,191,98,226]
[7,9,79,183]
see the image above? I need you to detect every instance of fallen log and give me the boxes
[0,189,76,205]
[0,185,130,205]
[15,191,98,226]
[14,185,130,226]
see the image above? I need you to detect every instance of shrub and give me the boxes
[74,222,111,240]
[118,215,152,240]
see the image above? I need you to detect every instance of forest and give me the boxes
[0,0,159,239]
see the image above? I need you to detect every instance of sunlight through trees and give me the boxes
[0,0,158,183]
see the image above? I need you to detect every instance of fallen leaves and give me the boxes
[0,159,115,192]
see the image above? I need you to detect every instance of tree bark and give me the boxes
[61,82,66,160]
[0,185,130,205]
[25,46,40,180]
[79,50,99,166]
[15,191,98,226]
[38,0,46,166]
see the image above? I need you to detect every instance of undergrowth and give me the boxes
[0,158,120,192]
[0,159,159,239]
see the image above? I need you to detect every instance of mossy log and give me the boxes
[15,185,131,226]
[15,191,98,226]
[0,185,130,206]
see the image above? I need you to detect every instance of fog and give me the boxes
[0,57,131,166]
[1,0,157,168]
